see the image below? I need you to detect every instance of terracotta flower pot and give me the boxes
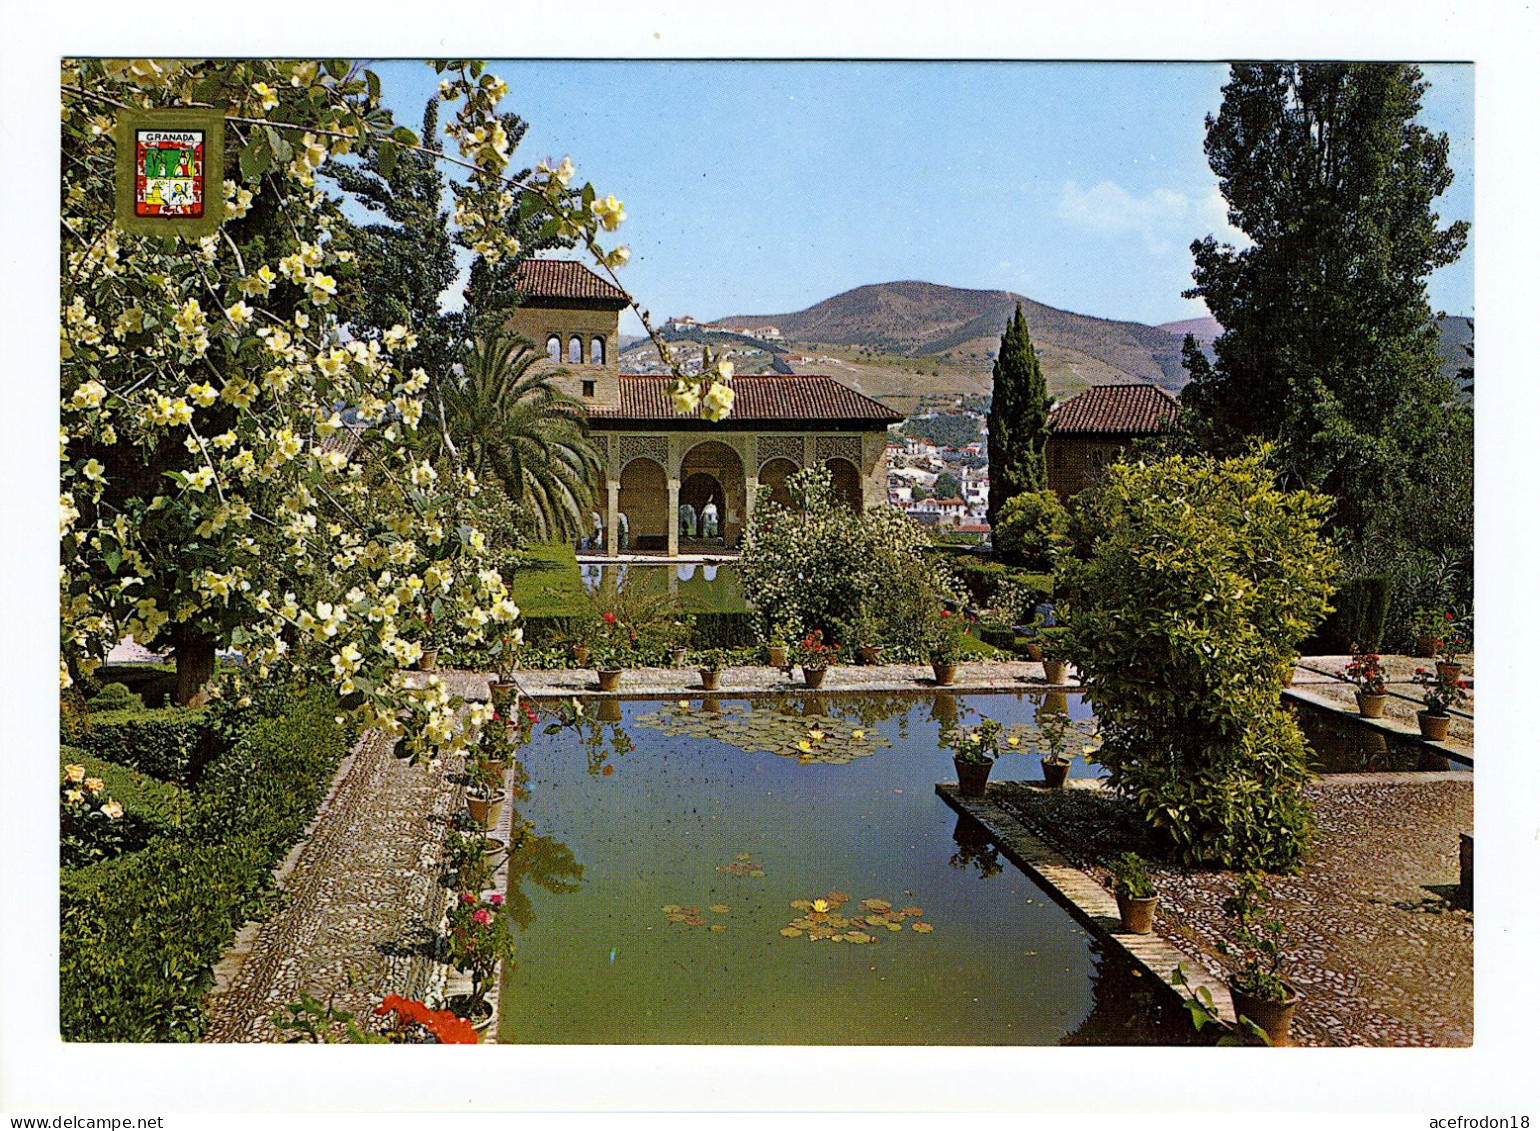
[802,666,827,689]
[931,661,957,686]
[597,698,622,723]
[572,643,590,667]
[1417,710,1450,741]
[596,668,623,692]
[488,681,518,715]
[767,645,789,667]
[416,648,439,672]
[954,756,992,798]
[859,645,882,666]
[1042,659,1068,685]
[1041,757,1071,789]
[1115,892,1157,935]
[672,646,689,668]
[1436,660,1463,683]
[1229,980,1300,1047]
[699,668,721,691]
[1355,691,1388,719]
[466,790,505,830]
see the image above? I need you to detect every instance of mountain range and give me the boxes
[625,281,1472,414]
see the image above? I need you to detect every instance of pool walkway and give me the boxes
[947,772,1474,1046]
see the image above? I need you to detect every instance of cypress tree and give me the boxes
[987,302,1052,527]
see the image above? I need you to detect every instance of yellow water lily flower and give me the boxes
[812,899,830,913]
[797,740,812,752]
[851,729,865,740]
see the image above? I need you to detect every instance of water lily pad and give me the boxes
[709,924,727,933]
[911,922,934,933]
[662,904,682,914]
[846,932,874,944]
[901,906,923,917]
[862,898,892,911]
[790,899,812,911]
[885,922,903,932]
[749,870,766,878]
[685,916,706,927]
[664,913,687,923]
[828,891,850,904]
[736,852,753,861]
[780,926,803,938]
[709,904,730,914]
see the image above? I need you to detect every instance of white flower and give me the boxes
[252,82,279,110]
[307,274,337,306]
[593,194,626,232]
[185,467,215,493]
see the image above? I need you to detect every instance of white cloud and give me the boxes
[1056,179,1248,254]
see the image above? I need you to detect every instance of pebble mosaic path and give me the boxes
[983,772,1474,1047]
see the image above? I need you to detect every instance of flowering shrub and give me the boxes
[1414,666,1469,717]
[1343,651,1388,696]
[740,467,961,660]
[447,891,514,1012]
[60,762,127,867]
[791,629,839,671]
[373,994,479,1044]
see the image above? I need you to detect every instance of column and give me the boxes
[605,480,620,558]
[742,475,759,545]
[667,477,680,558]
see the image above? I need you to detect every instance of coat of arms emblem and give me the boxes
[135,129,205,217]
[115,109,224,236]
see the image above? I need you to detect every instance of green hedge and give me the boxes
[60,691,349,1042]
[690,611,758,650]
[60,745,192,837]
[977,624,1017,651]
[1301,576,1392,654]
[936,552,1053,609]
[80,707,222,785]
[90,663,178,708]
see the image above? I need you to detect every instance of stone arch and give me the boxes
[825,457,863,510]
[567,335,583,364]
[618,457,668,553]
[681,440,746,547]
[759,457,799,509]
[590,336,605,365]
[546,334,562,362]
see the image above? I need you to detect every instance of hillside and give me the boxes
[715,282,1190,400]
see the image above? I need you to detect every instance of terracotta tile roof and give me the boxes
[591,375,904,424]
[1048,383,1179,434]
[514,259,629,305]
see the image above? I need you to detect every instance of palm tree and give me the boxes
[432,331,600,541]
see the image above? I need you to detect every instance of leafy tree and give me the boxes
[993,489,1069,571]
[933,471,962,501]
[986,302,1052,526]
[1180,63,1468,535]
[1060,449,1337,871]
[430,331,599,541]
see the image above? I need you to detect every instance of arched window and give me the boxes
[546,334,561,362]
[568,335,583,364]
[590,336,605,365]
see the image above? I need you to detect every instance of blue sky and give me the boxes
[371,60,1474,334]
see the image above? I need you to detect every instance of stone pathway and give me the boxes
[201,730,467,1042]
[987,773,1474,1047]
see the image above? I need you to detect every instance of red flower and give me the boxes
[940,609,950,618]
[489,893,504,905]
[472,908,491,925]
[460,892,476,903]
[602,611,617,625]
[424,1011,479,1044]
[1445,612,1454,621]
[602,764,614,776]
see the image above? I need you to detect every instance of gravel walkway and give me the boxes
[201,729,465,1042]
[991,774,1474,1047]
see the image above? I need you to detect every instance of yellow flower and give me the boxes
[812,899,830,913]
[851,729,865,740]
[797,740,812,752]
[592,194,626,232]
[1007,736,1020,747]
[65,764,86,783]
[102,800,124,819]
[308,274,337,305]
[677,700,689,709]
[85,778,104,795]
[252,82,279,110]
[65,789,84,804]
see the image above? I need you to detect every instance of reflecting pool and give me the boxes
[578,561,748,614]
[496,690,1191,1045]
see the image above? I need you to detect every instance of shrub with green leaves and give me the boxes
[79,707,222,785]
[1060,449,1336,871]
[86,681,143,712]
[993,489,1070,571]
[60,690,349,1041]
[740,466,960,660]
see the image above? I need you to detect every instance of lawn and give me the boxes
[506,542,589,618]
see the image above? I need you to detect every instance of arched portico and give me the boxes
[825,457,863,510]
[680,440,746,548]
[617,457,668,553]
[758,457,800,509]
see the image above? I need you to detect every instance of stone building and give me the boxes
[1045,383,1180,500]
[510,260,901,557]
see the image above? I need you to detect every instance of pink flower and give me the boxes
[460,892,476,903]
[472,908,491,925]
[489,894,504,905]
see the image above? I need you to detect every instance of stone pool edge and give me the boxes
[934,781,1241,1030]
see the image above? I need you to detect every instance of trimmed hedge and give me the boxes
[936,551,1054,609]
[60,691,350,1042]
[90,663,178,708]
[1300,576,1392,655]
[690,611,758,650]
[61,745,191,836]
[80,707,222,786]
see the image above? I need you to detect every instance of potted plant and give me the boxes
[415,612,441,671]
[852,609,884,665]
[671,615,696,668]
[941,717,1008,798]
[1109,851,1157,934]
[929,611,965,686]
[1035,708,1074,789]
[446,891,514,1032]
[1409,606,1447,659]
[478,710,512,774]
[488,635,520,711]
[1037,624,1070,685]
[1019,610,1047,662]
[571,635,591,669]
[1436,619,1468,682]
[1413,665,1468,741]
[1343,649,1389,718]
[697,649,723,691]
[591,610,630,691]
[792,628,838,688]
[465,754,506,830]
[765,621,794,668]
[1218,873,1299,1047]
